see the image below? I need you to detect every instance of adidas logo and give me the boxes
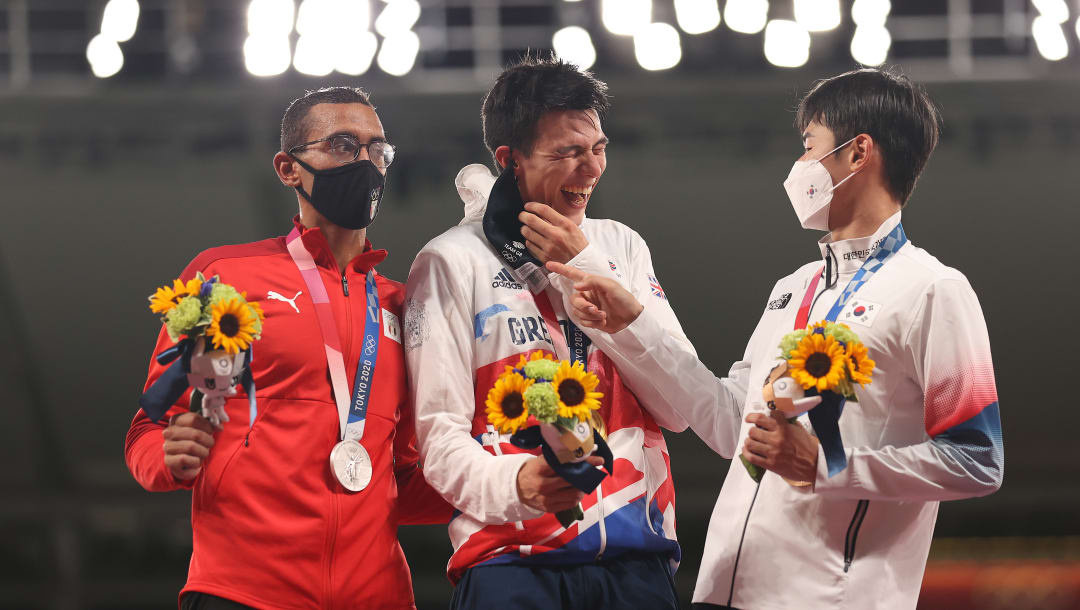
[492,268,524,290]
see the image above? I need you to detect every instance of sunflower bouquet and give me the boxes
[486,351,614,527]
[740,321,875,482]
[139,272,265,429]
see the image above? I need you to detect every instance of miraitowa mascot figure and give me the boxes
[139,273,264,430]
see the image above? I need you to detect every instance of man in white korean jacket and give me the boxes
[548,68,1004,610]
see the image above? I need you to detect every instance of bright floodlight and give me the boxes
[795,0,841,32]
[336,31,378,75]
[1032,0,1069,24]
[851,0,890,27]
[247,0,295,36]
[1032,15,1069,60]
[296,0,336,36]
[763,20,810,68]
[378,30,420,76]
[674,0,721,35]
[850,25,890,66]
[293,35,336,75]
[375,0,420,37]
[724,0,768,35]
[244,34,292,76]
[633,22,682,70]
[602,0,652,36]
[101,0,140,43]
[87,33,124,78]
[552,26,597,69]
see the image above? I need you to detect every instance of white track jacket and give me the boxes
[586,212,1003,609]
[404,165,695,583]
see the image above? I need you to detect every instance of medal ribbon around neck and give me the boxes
[285,228,379,442]
[532,288,591,369]
[792,222,908,477]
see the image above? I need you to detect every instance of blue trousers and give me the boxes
[449,552,679,610]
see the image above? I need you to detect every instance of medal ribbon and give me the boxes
[532,288,590,369]
[793,222,908,477]
[285,228,380,441]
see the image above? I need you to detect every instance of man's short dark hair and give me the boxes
[280,86,373,152]
[795,68,942,204]
[481,55,611,166]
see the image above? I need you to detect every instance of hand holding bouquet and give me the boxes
[741,321,875,482]
[486,351,614,527]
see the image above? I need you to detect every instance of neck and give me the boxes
[299,204,367,272]
[827,190,901,242]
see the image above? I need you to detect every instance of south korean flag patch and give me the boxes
[838,298,882,328]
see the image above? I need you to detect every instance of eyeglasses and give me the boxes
[288,134,396,169]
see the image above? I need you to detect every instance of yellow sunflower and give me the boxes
[148,277,204,314]
[486,373,534,434]
[787,333,847,392]
[504,350,548,375]
[551,360,603,421]
[205,298,257,354]
[845,341,875,386]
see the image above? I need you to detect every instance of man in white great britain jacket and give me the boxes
[404,58,693,608]
[547,69,1003,610]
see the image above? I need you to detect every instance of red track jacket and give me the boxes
[126,218,451,609]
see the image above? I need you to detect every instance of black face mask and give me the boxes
[482,162,543,274]
[290,156,385,230]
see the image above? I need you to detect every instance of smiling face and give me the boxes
[513,109,607,225]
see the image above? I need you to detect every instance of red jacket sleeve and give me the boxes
[393,396,454,525]
[125,323,197,492]
[125,258,214,492]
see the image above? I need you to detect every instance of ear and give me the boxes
[493,145,513,171]
[848,134,874,173]
[274,151,301,187]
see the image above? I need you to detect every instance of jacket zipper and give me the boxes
[326,269,351,608]
[341,272,349,296]
[843,500,869,572]
[727,480,762,607]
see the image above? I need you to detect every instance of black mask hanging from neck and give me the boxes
[482,162,543,274]
[290,156,385,230]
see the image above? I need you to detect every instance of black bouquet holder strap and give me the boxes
[804,388,848,477]
[509,426,614,493]
[138,337,253,424]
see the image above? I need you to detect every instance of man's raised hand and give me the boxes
[545,261,644,334]
[519,202,589,264]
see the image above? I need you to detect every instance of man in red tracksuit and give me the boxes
[126,86,450,609]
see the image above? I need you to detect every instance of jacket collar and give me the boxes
[817,211,902,276]
[290,215,388,274]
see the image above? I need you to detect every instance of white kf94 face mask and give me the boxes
[783,137,859,231]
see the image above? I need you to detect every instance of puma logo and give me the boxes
[267,290,302,313]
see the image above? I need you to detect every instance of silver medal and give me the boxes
[329,439,372,492]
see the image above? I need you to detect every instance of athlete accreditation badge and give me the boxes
[330,439,372,492]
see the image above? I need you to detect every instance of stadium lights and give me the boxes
[375,0,420,37]
[763,20,810,67]
[602,0,652,36]
[1031,0,1070,60]
[101,0,140,43]
[87,33,124,78]
[87,0,139,78]
[794,0,841,32]
[337,31,378,75]
[724,0,768,34]
[245,0,294,76]
[377,30,420,76]
[552,26,597,69]
[633,22,682,70]
[293,33,336,75]
[850,0,891,66]
[674,0,721,35]
[851,25,891,65]
[1033,15,1069,60]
